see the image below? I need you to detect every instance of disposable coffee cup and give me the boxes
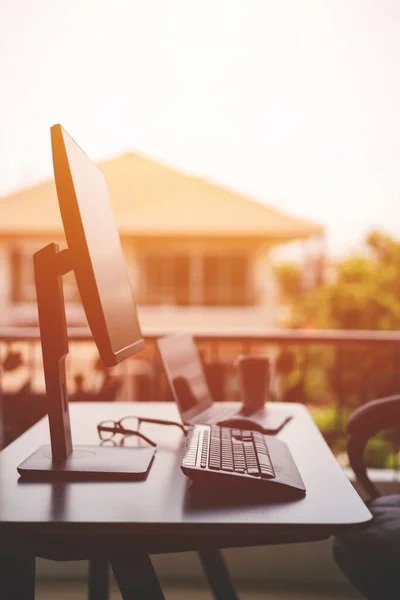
[235,355,270,412]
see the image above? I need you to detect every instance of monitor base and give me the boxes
[17,444,156,481]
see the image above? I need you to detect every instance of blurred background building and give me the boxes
[0,151,323,332]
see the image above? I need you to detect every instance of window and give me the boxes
[204,255,250,306]
[140,254,190,306]
[138,251,251,307]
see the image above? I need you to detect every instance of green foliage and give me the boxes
[275,231,400,468]
[305,230,400,331]
[312,405,348,433]
[273,263,303,303]
[365,437,394,469]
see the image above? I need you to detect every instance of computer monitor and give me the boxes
[52,125,144,366]
[17,125,154,479]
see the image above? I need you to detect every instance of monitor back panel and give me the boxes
[51,125,144,366]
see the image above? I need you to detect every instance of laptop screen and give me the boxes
[157,333,213,422]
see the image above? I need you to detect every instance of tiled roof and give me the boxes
[0,152,322,241]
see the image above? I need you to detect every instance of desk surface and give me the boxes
[0,402,371,544]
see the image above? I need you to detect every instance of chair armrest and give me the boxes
[347,395,400,498]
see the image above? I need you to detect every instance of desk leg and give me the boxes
[198,549,239,600]
[0,555,35,600]
[88,557,109,600]
[110,552,165,600]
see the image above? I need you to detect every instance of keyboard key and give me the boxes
[247,466,260,476]
[258,453,272,467]
[209,462,221,470]
[260,470,274,478]
[234,466,245,473]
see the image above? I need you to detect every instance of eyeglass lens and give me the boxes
[98,420,117,440]
[119,416,140,432]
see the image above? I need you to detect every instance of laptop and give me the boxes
[157,333,291,433]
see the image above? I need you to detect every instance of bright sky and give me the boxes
[1,0,400,257]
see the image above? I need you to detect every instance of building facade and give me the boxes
[0,152,323,332]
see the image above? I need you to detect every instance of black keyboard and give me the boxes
[181,424,306,496]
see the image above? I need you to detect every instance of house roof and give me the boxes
[0,152,323,242]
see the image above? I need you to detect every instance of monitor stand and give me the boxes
[17,243,155,480]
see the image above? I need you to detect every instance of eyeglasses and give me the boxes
[97,415,188,448]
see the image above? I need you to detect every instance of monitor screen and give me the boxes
[51,124,144,366]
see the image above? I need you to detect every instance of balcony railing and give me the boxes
[1,326,400,466]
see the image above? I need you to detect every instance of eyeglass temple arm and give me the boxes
[130,431,157,447]
[97,426,157,448]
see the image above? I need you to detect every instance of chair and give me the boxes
[333,395,400,600]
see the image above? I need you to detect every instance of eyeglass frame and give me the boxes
[97,415,188,448]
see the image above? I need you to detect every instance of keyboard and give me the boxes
[181,424,306,497]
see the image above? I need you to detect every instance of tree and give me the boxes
[273,263,303,303]
[276,231,400,427]
[295,231,400,331]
